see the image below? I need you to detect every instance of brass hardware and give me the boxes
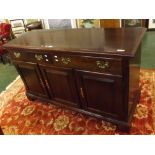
[39,78,45,88]
[55,59,59,62]
[45,79,50,89]
[61,57,71,64]
[54,55,58,62]
[80,87,84,98]
[96,60,109,69]
[35,54,43,61]
[14,52,21,58]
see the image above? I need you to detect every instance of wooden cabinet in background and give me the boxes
[9,19,26,38]
[4,28,146,131]
[100,19,120,28]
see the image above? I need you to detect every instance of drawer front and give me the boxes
[10,50,52,64]
[52,54,122,75]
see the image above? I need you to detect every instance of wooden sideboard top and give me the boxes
[4,28,146,57]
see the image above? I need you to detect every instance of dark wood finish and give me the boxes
[13,61,49,99]
[4,28,145,57]
[0,127,4,135]
[52,54,122,76]
[40,65,79,107]
[3,28,146,131]
[75,70,124,120]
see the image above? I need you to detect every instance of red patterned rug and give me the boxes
[0,69,155,135]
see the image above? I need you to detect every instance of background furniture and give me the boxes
[26,21,42,31]
[4,28,146,131]
[0,23,12,63]
[0,23,12,40]
[10,19,26,38]
[146,19,155,31]
[121,19,146,27]
[100,19,120,28]
[76,19,100,28]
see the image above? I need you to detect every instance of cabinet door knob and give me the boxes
[35,54,43,61]
[61,57,71,64]
[14,52,21,58]
[96,60,109,69]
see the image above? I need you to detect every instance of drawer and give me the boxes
[52,54,122,75]
[10,50,52,64]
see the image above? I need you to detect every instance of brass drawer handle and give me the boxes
[14,52,21,58]
[35,54,43,61]
[61,57,71,64]
[96,60,109,69]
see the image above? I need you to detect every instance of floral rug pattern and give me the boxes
[0,70,155,135]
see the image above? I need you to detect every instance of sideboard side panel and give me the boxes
[128,44,141,120]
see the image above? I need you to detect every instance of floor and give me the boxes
[0,31,155,93]
[141,31,155,68]
[0,63,18,93]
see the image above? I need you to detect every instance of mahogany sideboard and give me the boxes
[4,28,146,131]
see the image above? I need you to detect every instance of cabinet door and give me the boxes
[40,65,79,107]
[13,61,49,99]
[75,70,124,119]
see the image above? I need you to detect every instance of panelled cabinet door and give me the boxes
[40,65,79,107]
[13,61,49,99]
[75,70,124,120]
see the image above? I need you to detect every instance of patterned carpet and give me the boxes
[0,69,155,135]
